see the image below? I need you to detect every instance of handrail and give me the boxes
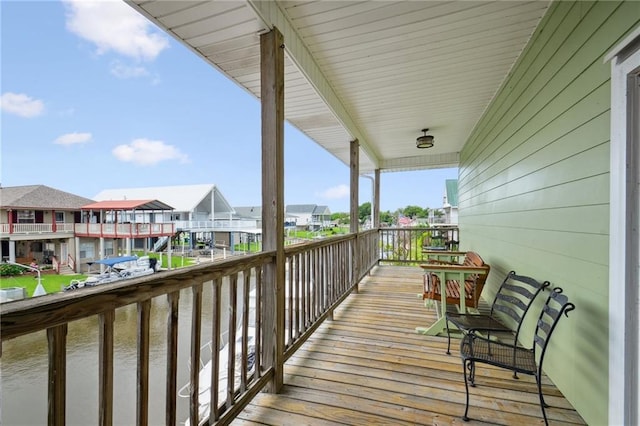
[0,252,273,340]
[67,254,75,271]
[51,255,60,274]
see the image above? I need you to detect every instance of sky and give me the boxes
[0,0,458,214]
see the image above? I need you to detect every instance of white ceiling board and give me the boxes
[128,0,550,174]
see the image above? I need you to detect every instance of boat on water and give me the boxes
[63,255,158,291]
[179,325,256,426]
[180,289,257,426]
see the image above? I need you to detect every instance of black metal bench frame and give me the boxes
[445,270,550,358]
[459,287,575,425]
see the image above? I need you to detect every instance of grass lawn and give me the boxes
[0,273,87,296]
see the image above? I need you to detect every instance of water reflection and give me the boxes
[1,277,244,425]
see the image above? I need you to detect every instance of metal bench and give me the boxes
[459,287,575,425]
[444,270,550,356]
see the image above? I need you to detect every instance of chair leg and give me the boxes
[462,359,471,422]
[445,318,452,355]
[466,359,476,387]
[536,374,550,426]
[511,348,519,379]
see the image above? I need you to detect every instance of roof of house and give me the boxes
[0,185,94,210]
[233,206,262,219]
[82,200,174,211]
[286,204,317,214]
[93,184,234,214]
[444,179,458,207]
[313,205,331,215]
[286,204,332,215]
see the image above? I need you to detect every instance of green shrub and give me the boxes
[0,264,25,277]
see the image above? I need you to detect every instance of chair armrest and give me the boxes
[422,250,468,264]
[465,330,519,350]
[419,264,489,275]
[425,259,459,265]
[422,250,467,256]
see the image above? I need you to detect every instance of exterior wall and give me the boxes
[443,206,458,225]
[293,213,312,226]
[458,2,640,424]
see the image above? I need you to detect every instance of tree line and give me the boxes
[330,202,443,225]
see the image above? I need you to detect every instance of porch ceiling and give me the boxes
[128,1,549,174]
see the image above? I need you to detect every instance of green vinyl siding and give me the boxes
[457,1,640,424]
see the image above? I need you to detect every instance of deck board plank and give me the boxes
[232,265,585,425]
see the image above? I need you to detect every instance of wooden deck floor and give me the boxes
[232,265,585,426]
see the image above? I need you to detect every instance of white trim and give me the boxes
[608,34,640,426]
[604,26,640,63]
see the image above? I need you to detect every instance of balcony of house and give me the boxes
[73,222,175,238]
[0,228,584,425]
[174,219,260,232]
[0,223,76,238]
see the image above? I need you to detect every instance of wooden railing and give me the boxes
[0,223,76,235]
[378,226,459,264]
[0,228,432,425]
[1,252,275,425]
[51,255,60,274]
[67,254,76,271]
[73,222,175,238]
[282,234,356,359]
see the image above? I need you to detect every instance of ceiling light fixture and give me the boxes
[416,128,434,149]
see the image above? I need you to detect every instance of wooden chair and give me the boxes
[444,270,550,356]
[422,251,490,311]
[459,287,575,425]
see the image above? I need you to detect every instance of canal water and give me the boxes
[1,279,243,425]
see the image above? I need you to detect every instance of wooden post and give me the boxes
[165,292,180,426]
[47,324,67,425]
[99,310,114,426]
[373,169,380,228]
[261,27,285,393]
[350,140,359,292]
[136,300,151,426]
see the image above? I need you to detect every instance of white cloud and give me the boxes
[63,0,169,62]
[317,184,349,200]
[112,138,189,166]
[110,61,149,79]
[54,132,92,146]
[1,92,44,118]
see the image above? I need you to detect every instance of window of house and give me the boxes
[16,210,34,223]
[79,243,95,260]
[55,212,65,223]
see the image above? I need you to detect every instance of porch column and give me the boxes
[261,27,285,393]
[373,169,380,228]
[8,241,16,263]
[99,238,105,274]
[73,237,79,273]
[350,139,359,291]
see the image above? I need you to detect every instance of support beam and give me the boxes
[373,169,380,228]
[350,140,359,234]
[246,0,379,168]
[350,140,360,292]
[261,27,285,393]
